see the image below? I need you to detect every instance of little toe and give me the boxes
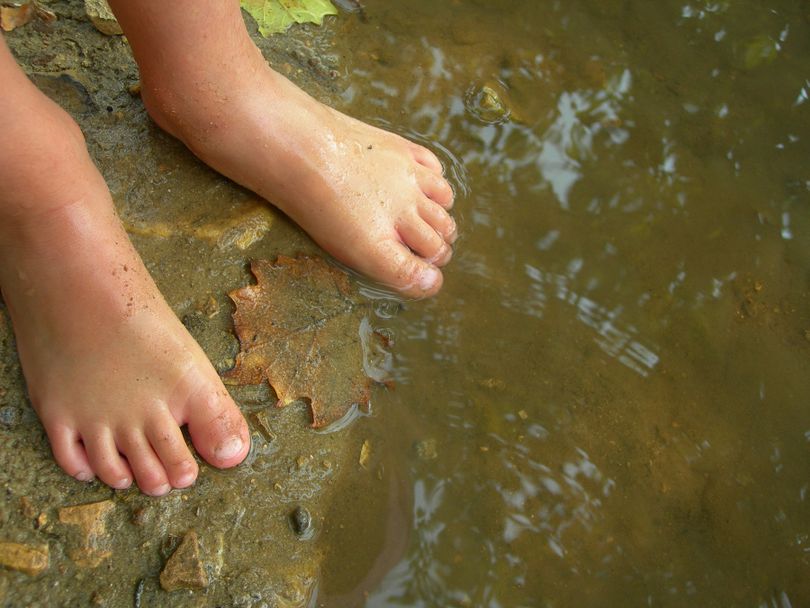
[184,385,250,469]
[408,143,444,174]
[372,240,444,298]
[398,216,450,263]
[117,430,172,496]
[417,168,454,208]
[419,199,458,244]
[146,415,198,489]
[83,429,133,489]
[47,423,94,482]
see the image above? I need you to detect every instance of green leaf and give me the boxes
[241,0,337,37]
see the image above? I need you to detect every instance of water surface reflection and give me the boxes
[321,0,810,605]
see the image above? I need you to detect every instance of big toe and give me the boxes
[183,385,250,469]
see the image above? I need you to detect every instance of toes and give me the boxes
[417,167,454,208]
[117,430,172,496]
[397,215,450,263]
[47,422,94,482]
[372,240,444,298]
[145,414,198,489]
[82,429,133,490]
[418,199,458,244]
[409,143,444,175]
[184,385,250,469]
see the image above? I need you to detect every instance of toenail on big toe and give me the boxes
[214,436,244,461]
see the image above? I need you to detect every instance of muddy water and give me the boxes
[317,1,810,606]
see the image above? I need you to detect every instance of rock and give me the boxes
[289,506,312,538]
[58,500,115,568]
[465,83,512,124]
[252,410,277,443]
[0,541,49,576]
[160,530,208,591]
[84,0,122,36]
[19,496,36,519]
[358,440,371,468]
[414,438,438,461]
[0,406,20,428]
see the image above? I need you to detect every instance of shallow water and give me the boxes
[317,1,810,605]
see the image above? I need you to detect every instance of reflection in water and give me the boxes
[321,0,810,605]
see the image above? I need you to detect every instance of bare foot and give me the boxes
[0,45,250,495]
[132,20,456,298]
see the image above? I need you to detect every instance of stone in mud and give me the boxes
[84,0,122,36]
[0,541,49,576]
[465,83,512,124]
[414,438,438,461]
[358,439,371,468]
[58,500,115,568]
[160,530,208,591]
[0,405,20,428]
[289,506,312,538]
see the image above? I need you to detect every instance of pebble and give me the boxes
[290,506,312,538]
[415,438,438,461]
[58,500,115,568]
[84,0,122,35]
[0,406,20,428]
[0,541,49,576]
[160,530,208,591]
[358,440,371,468]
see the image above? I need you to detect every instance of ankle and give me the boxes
[137,39,266,141]
[0,106,95,229]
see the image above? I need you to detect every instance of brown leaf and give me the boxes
[1,3,34,31]
[224,255,381,427]
[0,2,55,31]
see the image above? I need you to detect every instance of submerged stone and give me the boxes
[465,83,513,124]
[58,500,115,568]
[290,506,312,538]
[0,541,49,576]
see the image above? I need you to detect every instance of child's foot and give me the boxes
[0,70,250,495]
[135,29,456,298]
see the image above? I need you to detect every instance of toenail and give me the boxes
[419,267,441,291]
[113,478,132,489]
[150,483,171,497]
[75,471,94,482]
[176,472,196,488]
[214,436,244,461]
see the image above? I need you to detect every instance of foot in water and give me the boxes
[0,38,250,495]
[109,0,458,298]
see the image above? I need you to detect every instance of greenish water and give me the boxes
[319,1,810,605]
